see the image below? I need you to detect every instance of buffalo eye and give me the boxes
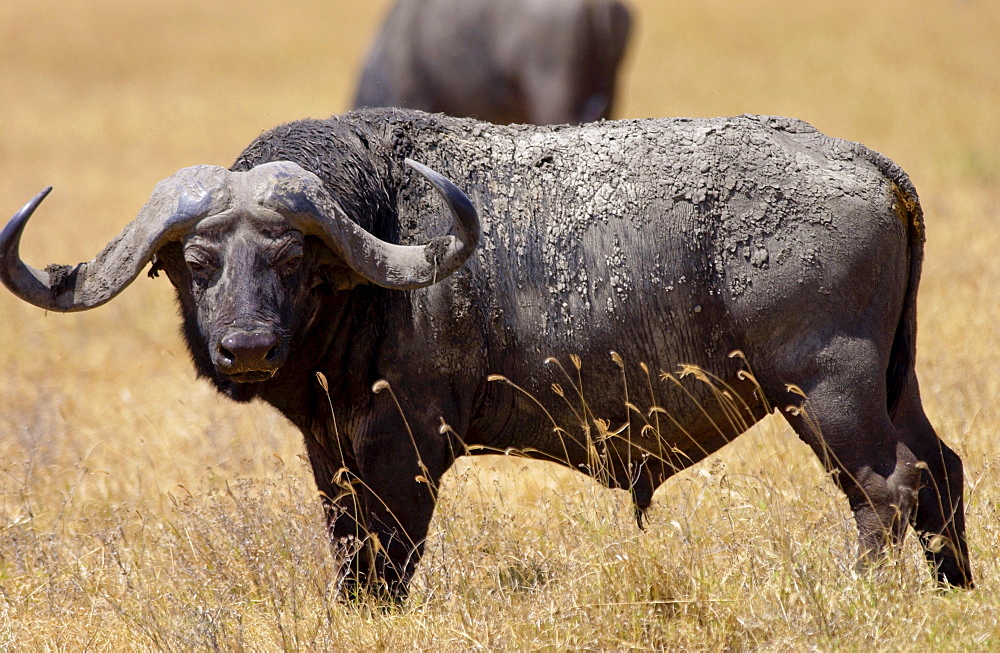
[184,252,218,281]
[280,254,303,274]
[276,245,304,275]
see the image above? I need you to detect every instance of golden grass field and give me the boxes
[0,0,997,648]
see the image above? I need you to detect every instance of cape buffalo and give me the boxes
[1,108,972,600]
[353,0,632,124]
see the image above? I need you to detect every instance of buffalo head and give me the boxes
[1,159,479,398]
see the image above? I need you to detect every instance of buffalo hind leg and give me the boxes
[892,372,973,587]
[769,368,923,577]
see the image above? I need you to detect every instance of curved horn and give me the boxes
[255,159,480,290]
[0,165,231,312]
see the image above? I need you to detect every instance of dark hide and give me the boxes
[172,108,970,598]
[7,107,973,602]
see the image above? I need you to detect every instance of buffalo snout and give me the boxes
[214,329,287,381]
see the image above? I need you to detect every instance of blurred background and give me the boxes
[0,0,996,641]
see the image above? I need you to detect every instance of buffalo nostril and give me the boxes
[219,330,281,372]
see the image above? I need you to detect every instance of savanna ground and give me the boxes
[0,0,997,649]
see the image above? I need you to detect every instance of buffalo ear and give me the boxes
[148,242,189,288]
[308,237,368,292]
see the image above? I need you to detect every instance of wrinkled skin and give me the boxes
[354,0,631,125]
[3,108,973,601]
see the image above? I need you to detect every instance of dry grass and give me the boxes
[0,0,998,648]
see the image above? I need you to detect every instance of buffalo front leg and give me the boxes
[307,410,453,603]
[321,485,436,603]
[300,430,379,600]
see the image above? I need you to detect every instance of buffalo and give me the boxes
[1,108,973,600]
[353,0,632,124]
